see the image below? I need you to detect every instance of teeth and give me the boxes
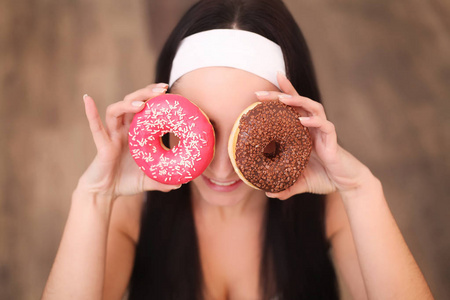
[210,179,238,186]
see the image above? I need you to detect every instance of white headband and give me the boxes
[169,29,286,89]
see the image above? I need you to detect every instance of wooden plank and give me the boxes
[0,0,448,299]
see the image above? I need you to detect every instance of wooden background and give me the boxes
[1,0,449,299]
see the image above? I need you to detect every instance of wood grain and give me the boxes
[1,0,448,299]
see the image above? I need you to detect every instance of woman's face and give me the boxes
[170,67,278,206]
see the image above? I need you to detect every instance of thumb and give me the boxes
[142,176,182,192]
[265,176,309,200]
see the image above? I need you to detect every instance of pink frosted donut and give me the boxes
[128,94,215,185]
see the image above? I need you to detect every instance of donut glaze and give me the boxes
[128,94,215,185]
[228,100,312,193]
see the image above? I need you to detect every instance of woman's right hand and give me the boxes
[77,83,181,200]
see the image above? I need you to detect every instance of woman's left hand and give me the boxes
[256,72,372,199]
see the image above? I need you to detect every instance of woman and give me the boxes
[42,0,433,299]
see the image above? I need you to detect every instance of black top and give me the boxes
[128,184,339,300]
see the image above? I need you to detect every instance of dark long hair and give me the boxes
[129,1,338,299]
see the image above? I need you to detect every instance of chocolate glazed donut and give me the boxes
[228,100,312,193]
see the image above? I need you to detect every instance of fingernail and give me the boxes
[132,101,145,107]
[278,94,292,99]
[266,193,275,198]
[255,91,269,96]
[277,70,287,78]
[83,94,88,100]
[299,117,310,121]
[152,87,167,93]
[156,83,169,88]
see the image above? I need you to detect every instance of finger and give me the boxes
[299,116,335,134]
[106,84,169,135]
[266,176,309,200]
[266,189,291,200]
[254,91,309,117]
[123,112,135,129]
[276,71,299,96]
[123,83,168,104]
[266,187,294,200]
[254,90,282,100]
[83,94,110,149]
[299,116,337,147]
[105,100,146,136]
[275,72,327,119]
[278,94,327,119]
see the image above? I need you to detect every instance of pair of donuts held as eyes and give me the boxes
[128,94,312,193]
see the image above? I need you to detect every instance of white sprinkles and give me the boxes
[128,96,212,184]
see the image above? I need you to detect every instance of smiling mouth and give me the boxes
[209,178,240,186]
[201,175,243,192]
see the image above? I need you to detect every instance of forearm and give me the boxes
[42,188,114,300]
[340,169,433,299]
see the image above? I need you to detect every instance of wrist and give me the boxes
[74,173,118,200]
[338,167,383,203]
[72,184,116,215]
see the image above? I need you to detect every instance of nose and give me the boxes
[206,128,235,180]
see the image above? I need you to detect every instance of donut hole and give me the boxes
[161,132,180,151]
[263,140,280,159]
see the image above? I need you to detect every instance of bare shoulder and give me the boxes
[325,191,350,241]
[110,192,146,243]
